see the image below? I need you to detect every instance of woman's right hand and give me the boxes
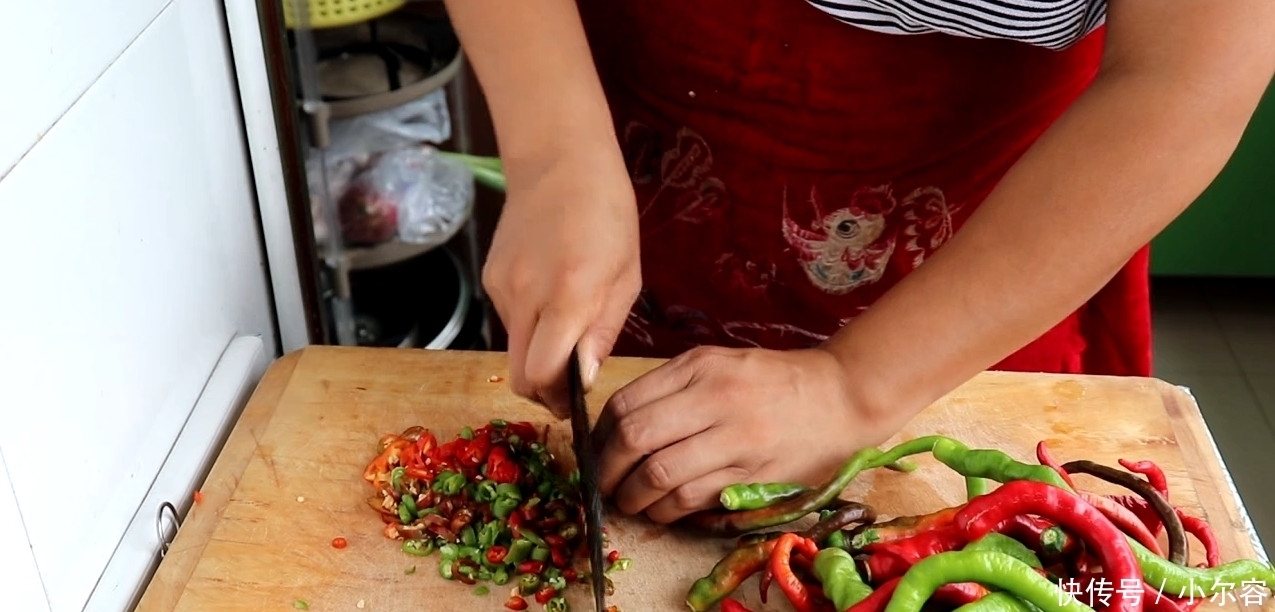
[483,149,642,417]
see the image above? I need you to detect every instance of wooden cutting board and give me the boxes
[136,346,1271,612]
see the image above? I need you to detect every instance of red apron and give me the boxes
[577,0,1152,377]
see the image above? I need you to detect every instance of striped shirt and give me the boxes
[806,0,1107,50]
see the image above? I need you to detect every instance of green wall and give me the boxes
[1151,82,1275,277]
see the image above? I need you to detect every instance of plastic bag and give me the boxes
[326,89,452,165]
[337,145,474,247]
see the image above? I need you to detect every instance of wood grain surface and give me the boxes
[135,346,1272,612]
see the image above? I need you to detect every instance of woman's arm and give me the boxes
[441,0,618,176]
[826,0,1275,423]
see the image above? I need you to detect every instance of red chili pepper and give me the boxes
[1177,511,1221,567]
[486,445,520,483]
[1036,441,1078,489]
[1107,494,1165,537]
[933,583,991,607]
[534,585,556,605]
[507,510,524,531]
[504,595,529,611]
[486,545,508,564]
[331,537,348,549]
[545,534,567,549]
[956,480,1143,612]
[563,568,578,582]
[550,546,570,569]
[997,515,1077,558]
[607,550,621,564]
[759,568,773,603]
[863,527,968,581]
[1077,490,1164,556]
[769,533,821,612]
[1119,458,1169,497]
[518,560,546,575]
[721,599,757,612]
[846,576,900,612]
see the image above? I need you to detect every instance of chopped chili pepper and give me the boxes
[518,560,546,575]
[331,536,348,549]
[607,550,621,564]
[770,533,822,612]
[485,545,508,564]
[955,480,1142,612]
[720,599,757,612]
[1063,459,1188,565]
[193,490,204,505]
[563,568,578,582]
[503,595,529,611]
[533,585,556,605]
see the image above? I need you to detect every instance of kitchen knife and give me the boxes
[567,348,607,612]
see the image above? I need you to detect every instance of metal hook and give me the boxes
[156,501,181,558]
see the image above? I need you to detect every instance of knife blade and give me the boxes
[567,348,607,612]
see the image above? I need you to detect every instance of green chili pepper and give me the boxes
[397,502,414,524]
[825,529,849,550]
[293,600,310,610]
[492,568,510,585]
[813,548,874,611]
[492,497,520,520]
[548,575,568,590]
[507,433,521,446]
[606,558,632,574]
[390,466,406,492]
[546,596,568,612]
[505,539,533,564]
[475,480,498,503]
[931,439,1071,491]
[495,483,522,501]
[439,543,459,560]
[963,533,1042,569]
[474,585,490,596]
[478,569,493,582]
[439,561,454,580]
[402,539,436,557]
[569,469,581,487]
[460,426,475,440]
[460,525,477,547]
[401,493,419,516]
[490,418,507,428]
[536,480,553,496]
[719,482,809,511]
[954,592,1038,612]
[458,545,480,561]
[884,551,1092,612]
[557,523,579,541]
[478,521,501,548]
[516,528,548,549]
[519,573,542,595]
[1129,537,1275,598]
[433,471,467,496]
[531,546,550,562]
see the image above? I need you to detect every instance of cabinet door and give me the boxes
[0,0,276,609]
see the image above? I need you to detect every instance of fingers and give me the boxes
[523,304,590,417]
[642,465,757,524]
[611,426,747,518]
[594,378,717,497]
[591,352,702,473]
[577,275,641,391]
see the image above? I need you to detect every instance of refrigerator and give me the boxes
[0,0,499,610]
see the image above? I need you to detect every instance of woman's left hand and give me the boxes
[591,345,897,524]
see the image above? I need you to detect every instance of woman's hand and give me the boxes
[591,346,900,524]
[484,150,642,416]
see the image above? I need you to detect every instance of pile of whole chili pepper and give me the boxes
[364,420,629,612]
[681,435,1275,612]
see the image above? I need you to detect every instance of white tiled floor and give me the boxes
[1151,278,1275,552]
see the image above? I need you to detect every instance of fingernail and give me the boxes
[585,359,600,389]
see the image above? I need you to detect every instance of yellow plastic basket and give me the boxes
[282,0,407,30]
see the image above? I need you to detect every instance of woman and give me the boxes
[441,0,1274,524]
